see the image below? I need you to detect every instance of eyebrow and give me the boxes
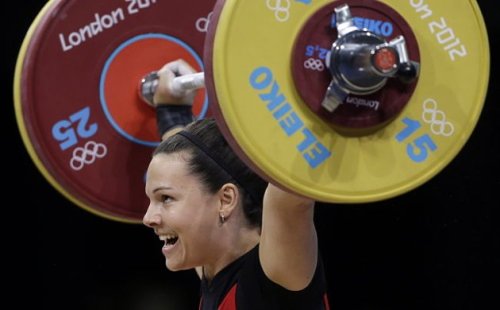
[153,186,173,194]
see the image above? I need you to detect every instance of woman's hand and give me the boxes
[154,59,198,106]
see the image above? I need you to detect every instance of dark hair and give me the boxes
[153,118,267,228]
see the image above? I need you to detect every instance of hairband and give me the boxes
[177,130,259,204]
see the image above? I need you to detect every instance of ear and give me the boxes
[218,183,239,219]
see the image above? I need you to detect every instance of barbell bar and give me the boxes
[14,0,490,222]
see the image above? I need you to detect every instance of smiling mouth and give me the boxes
[165,236,178,246]
[160,234,179,247]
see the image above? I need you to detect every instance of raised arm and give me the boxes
[259,183,318,291]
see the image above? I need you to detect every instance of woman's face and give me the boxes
[143,152,221,271]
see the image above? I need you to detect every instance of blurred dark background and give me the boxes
[8,1,498,309]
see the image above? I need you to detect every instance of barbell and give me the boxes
[14,0,490,223]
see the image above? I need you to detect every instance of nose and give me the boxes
[143,203,161,228]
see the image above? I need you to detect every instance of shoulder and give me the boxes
[235,245,329,309]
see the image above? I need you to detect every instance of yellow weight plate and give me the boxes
[206,0,489,203]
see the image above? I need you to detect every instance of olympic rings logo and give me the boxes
[304,58,325,71]
[266,0,290,22]
[195,12,212,33]
[70,141,108,171]
[422,99,454,137]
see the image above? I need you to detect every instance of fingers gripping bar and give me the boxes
[171,72,205,94]
[139,71,205,106]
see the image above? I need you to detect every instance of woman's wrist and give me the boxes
[156,104,194,139]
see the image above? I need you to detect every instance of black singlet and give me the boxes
[199,245,330,310]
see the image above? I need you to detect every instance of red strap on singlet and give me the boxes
[198,284,238,310]
[218,284,238,310]
[323,293,331,310]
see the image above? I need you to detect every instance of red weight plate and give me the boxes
[16,0,215,222]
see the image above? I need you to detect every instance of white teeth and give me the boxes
[159,234,178,241]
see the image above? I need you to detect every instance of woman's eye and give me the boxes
[161,195,172,204]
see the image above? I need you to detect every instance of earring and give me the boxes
[219,212,225,224]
